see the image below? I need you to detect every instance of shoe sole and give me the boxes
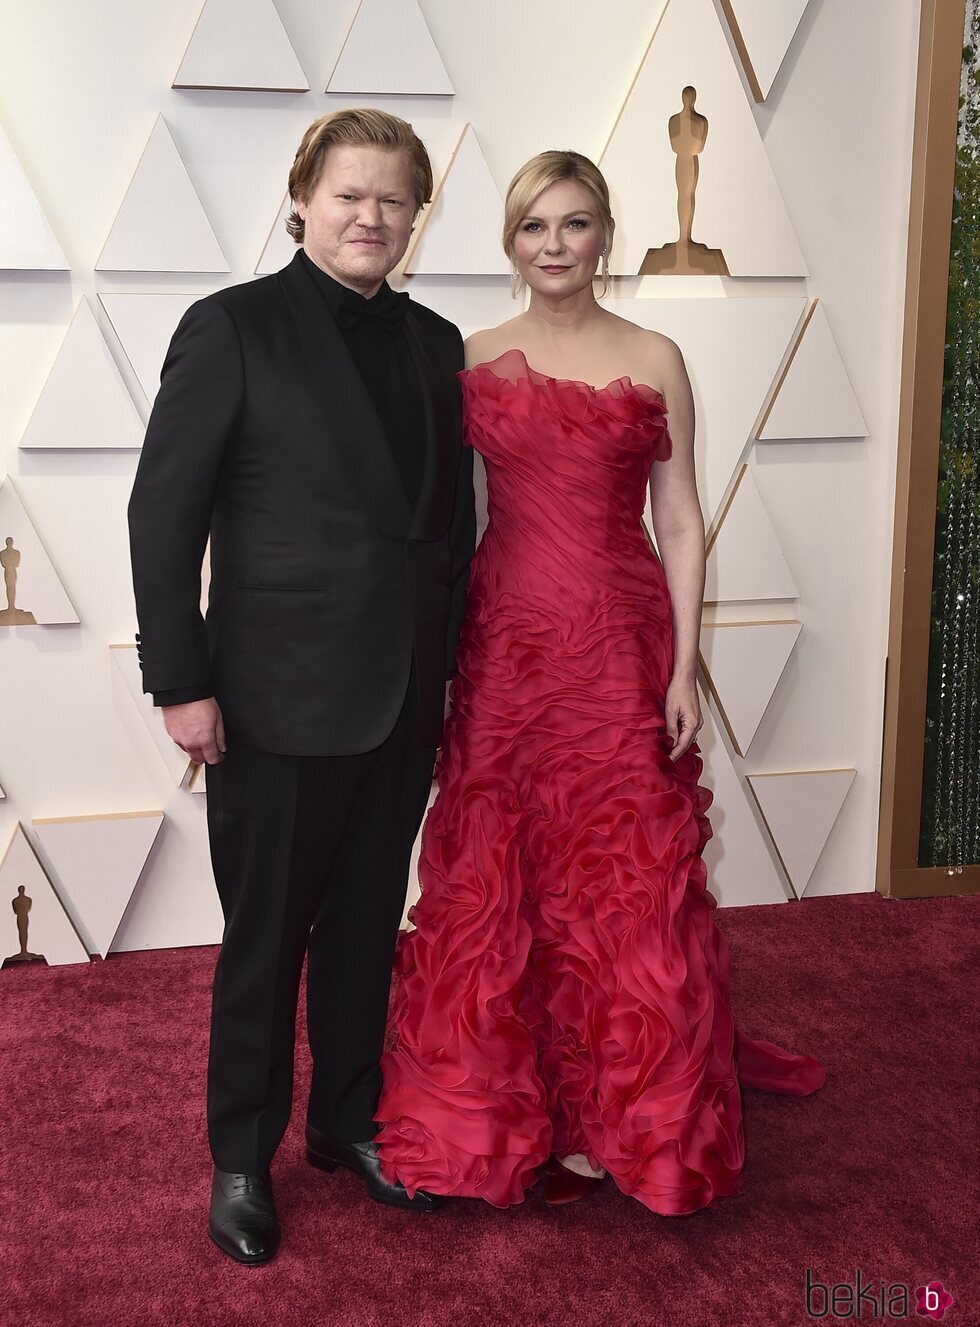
[306,1145,443,1213]
[306,1147,341,1174]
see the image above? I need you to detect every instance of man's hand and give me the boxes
[162,697,226,765]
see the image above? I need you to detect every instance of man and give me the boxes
[128,109,475,1264]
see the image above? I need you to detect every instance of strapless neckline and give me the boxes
[460,347,667,409]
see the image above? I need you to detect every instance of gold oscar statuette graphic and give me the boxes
[2,885,46,967]
[640,86,730,276]
[0,537,37,626]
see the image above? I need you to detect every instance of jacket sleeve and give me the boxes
[445,332,476,678]
[128,297,243,697]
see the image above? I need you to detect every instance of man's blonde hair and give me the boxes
[287,108,434,242]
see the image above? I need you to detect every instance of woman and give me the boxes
[375,151,825,1215]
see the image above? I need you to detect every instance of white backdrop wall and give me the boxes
[0,0,919,953]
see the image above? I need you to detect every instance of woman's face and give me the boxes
[511,178,606,299]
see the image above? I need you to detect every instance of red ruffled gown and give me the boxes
[375,348,825,1215]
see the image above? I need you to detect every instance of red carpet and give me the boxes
[3,891,976,1327]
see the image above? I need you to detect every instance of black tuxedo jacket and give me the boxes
[128,251,475,756]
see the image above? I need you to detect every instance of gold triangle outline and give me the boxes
[745,768,856,897]
[402,124,504,275]
[698,618,802,757]
[717,0,765,102]
[755,299,817,439]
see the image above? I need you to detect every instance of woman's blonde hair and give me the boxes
[502,150,615,297]
[286,108,433,242]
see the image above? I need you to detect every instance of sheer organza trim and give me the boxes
[460,347,667,411]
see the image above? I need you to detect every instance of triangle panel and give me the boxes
[99,292,202,410]
[0,122,68,270]
[0,824,90,967]
[611,296,805,526]
[405,125,510,276]
[174,0,309,91]
[0,477,79,625]
[327,0,453,95]
[759,301,867,440]
[705,464,798,602]
[700,620,802,756]
[600,0,807,275]
[697,696,789,905]
[720,0,811,101]
[33,811,164,957]
[110,644,198,786]
[747,769,855,897]
[254,193,297,275]
[97,116,229,273]
[19,299,144,450]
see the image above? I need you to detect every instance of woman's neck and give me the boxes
[523,288,604,336]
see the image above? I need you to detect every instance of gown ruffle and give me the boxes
[375,349,825,1215]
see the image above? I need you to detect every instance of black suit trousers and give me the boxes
[205,670,436,1175]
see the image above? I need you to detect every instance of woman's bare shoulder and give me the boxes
[613,317,682,359]
[463,316,527,368]
[613,320,686,390]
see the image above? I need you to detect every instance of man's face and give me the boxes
[296,144,417,296]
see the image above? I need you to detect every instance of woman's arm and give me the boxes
[647,339,705,761]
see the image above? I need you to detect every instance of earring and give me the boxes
[597,248,610,299]
[510,261,524,300]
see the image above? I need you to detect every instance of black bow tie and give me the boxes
[335,283,410,334]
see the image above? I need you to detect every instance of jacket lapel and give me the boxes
[277,252,412,539]
[405,309,457,542]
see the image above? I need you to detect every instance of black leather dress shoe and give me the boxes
[208,1168,281,1265]
[306,1124,445,1212]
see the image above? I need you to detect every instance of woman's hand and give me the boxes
[664,674,702,762]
